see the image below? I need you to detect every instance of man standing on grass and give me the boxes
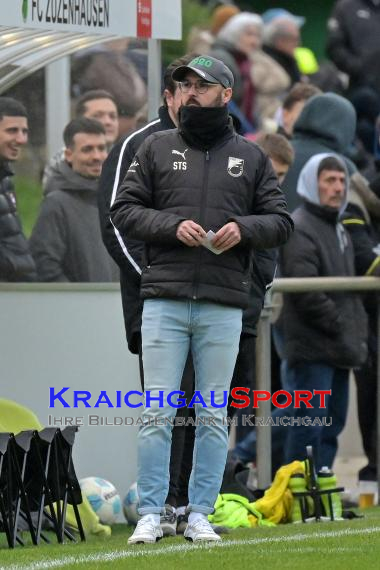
[0,97,36,282]
[111,55,293,544]
[280,154,368,468]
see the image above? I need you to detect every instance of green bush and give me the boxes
[162,0,212,66]
[14,176,43,238]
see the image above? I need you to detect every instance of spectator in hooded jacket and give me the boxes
[0,97,36,282]
[281,92,358,212]
[280,154,367,468]
[30,118,118,282]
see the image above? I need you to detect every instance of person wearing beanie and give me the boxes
[111,54,293,544]
[210,4,240,36]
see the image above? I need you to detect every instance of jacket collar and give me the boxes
[303,199,341,223]
[0,160,14,182]
[158,105,177,130]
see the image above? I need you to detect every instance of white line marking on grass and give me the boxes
[2,526,380,570]
[261,546,364,554]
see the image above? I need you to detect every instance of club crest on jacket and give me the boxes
[228,157,244,178]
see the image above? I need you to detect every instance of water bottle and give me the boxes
[317,466,342,520]
[288,473,308,523]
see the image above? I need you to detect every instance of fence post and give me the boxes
[256,298,272,489]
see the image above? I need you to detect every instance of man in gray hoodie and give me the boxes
[30,118,118,282]
[280,153,367,469]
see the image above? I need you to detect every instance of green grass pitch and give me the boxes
[1,508,380,569]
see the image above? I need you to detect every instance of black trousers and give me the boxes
[354,338,377,479]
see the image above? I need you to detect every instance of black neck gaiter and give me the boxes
[179,106,233,151]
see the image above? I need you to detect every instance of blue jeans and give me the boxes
[283,362,349,469]
[137,299,242,515]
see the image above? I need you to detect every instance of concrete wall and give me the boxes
[0,284,363,506]
[0,284,141,507]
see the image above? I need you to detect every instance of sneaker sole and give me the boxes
[128,536,162,545]
[184,535,221,542]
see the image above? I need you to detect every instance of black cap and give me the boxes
[172,55,234,89]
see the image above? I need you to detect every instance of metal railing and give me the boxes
[256,276,380,504]
[1,278,379,501]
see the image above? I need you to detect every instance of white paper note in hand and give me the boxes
[202,230,223,255]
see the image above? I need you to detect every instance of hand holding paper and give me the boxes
[205,222,241,253]
[201,230,223,255]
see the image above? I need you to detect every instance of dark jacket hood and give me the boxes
[44,159,99,196]
[293,93,357,154]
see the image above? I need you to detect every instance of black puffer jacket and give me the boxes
[280,154,368,368]
[111,107,293,309]
[0,162,36,282]
[101,106,278,349]
[326,0,380,90]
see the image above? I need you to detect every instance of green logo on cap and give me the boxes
[22,0,28,23]
[190,57,213,69]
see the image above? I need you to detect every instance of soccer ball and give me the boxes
[79,477,121,525]
[123,482,141,525]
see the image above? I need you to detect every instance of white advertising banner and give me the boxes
[0,0,182,39]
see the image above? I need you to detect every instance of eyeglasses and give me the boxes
[179,79,214,94]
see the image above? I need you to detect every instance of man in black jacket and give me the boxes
[341,173,380,483]
[99,55,192,355]
[280,154,367,470]
[326,0,380,152]
[326,0,380,93]
[0,97,36,282]
[111,55,293,544]
[99,55,197,536]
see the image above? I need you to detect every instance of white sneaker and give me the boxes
[184,518,222,542]
[128,516,163,544]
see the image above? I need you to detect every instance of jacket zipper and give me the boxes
[192,150,210,300]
